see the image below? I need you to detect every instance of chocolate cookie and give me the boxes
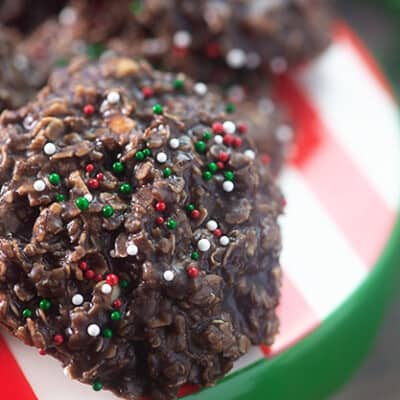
[0,57,283,399]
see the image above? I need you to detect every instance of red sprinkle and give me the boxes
[95,274,103,283]
[156,216,165,225]
[218,152,229,163]
[172,46,188,58]
[53,334,64,346]
[217,161,225,170]
[96,172,104,181]
[106,274,119,286]
[213,229,222,238]
[113,298,123,309]
[85,164,94,173]
[38,348,46,356]
[85,269,95,280]
[205,42,221,59]
[212,122,224,134]
[223,134,234,146]
[142,87,154,98]
[83,104,95,116]
[88,178,100,189]
[237,123,248,134]
[155,201,167,212]
[79,261,88,271]
[233,137,243,148]
[191,210,201,219]
[187,266,199,278]
[261,154,271,165]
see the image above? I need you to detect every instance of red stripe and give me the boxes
[275,75,395,267]
[0,335,37,400]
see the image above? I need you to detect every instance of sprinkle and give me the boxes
[113,299,122,309]
[59,6,77,26]
[110,311,122,321]
[261,154,271,165]
[156,216,165,225]
[219,236,230,246]
[214,135,223,144]
[173,30,192,48]
[22,309,32,319]
[226,48,247,69]
[103,328,113,339]
[101,283,112,294]
[119,280,129,289]
[163,270,175,281]
[202,171,213,181]
[142,86,154,98]
[169,138,180,149]
[224,171,235,181]
[233,137,242,148]
[166,219,177,230]
[72,294,84,306]
[83,104,95,116]
[222,181,234,192]
[195,140,207,153]
[223,134,234,146]
[43,142,56,155]
[223,121,236,134]
[155,201,167,212]
[92,381,103,392]
[152,104,163,115]
[156,152,167,163]
[191,251,200,260]
[106,274,119,286]
[127,244,138,256]
[79,261,88,271]
[88,178,100,189]
[191,209,201,219]
[96,172,104,181]
[207,162,218,173]
[107,91,120,104]
[194,82,207,96]
[55,194,65,202]
[219,152,229,163]
[225,103,235,113]
[53,334,64,345]
[213,228,222,238]
[38,349,46,356]
[75,197,90,211]
[102,205,114,218]
[87,324,101,337]
[244,149,256,160]
[86,163,95,173]
[39,299,51,311]
[217,161,224,170]
[203,130,212,141]
[143,148,151,157]
[186,204,195,213]
[95,274,103,282]
[206,220,218,231]
[212,122,224,134]
[84,193,93,202]
[163,167,173,178]
[135,150,145,161]
[173,78,184,90]
[187,266,199,278]
[119,183,132,194]
[238,123,248,134]
[112,161,124,174]
[197,238,211,252]
[276,125,293,142]
[33,179,46,192]
[85,270,95,280]
[205,42,221,58]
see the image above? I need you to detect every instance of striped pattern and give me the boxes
[1,23,400,399]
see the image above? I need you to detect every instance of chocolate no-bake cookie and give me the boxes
[0,57,283,399]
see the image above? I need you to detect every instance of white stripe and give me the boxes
[296,41,400,210]
[230,346,265,373]
[2,331,115,400]
[279,169,367,319]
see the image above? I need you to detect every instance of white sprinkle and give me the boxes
[219,236,230,246]
[173,30,192,48]
[163,270,175,281]
[222,181,234,192]
[101,283,112,294]
[33,179,46,192]
[194,82,208,96]
[223,121,236,134]
[127,244,138,256]
[59,7,77,26]
[156,152,168,163]
[206,220,218,231]
[246,52,261,69]
[169,138,180,149]
[197,238,211,252]
[87,324,101,337]
[13,53,29,71]
[226,48,247,69]
[23,114,37,130]
[43,142,57,155]
[276,125,293,142]
[84,193,93,202]
[270,57,288,74]
[214,135,223,144]
[72,294,84,306]
[107,91,120,104]
[244,149,256,160]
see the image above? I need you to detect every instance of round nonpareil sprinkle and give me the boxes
[101,284,112,294]
[43,142,56,155]
[88,178,100,189]
[39,299,51,311]
[219,236,230,246]
[214,135,223,144]
[92,381,103,392]
[163,270,175,281]
[197,238,211,252]
[152,104,163,115]
[87,324,101,337]
[194,82,207,96]
[156,152,167,163]
[53,334,64,345]
[226,48,247,69]
[173,30,192,48]
[112,161,124,174]
[76,196,90,211]
[22,309,32,319]
[222,181,234,192]
[106,274,119,286]
[223,121,236,134]
[107,91,120,104]
[163,167,173,178]
[102,205,114,218]
[191,251,200,261]
[103,328,113,339]
[244,149,256,160]
[155,201,166,212]
[72,294,84,306]
[169,138,180,149]
[187,266,199,278]
[166,219,177,230]
[127,244,138,256]
[110,311,122,321]
[33,179,46,192]
[206,220,218,231]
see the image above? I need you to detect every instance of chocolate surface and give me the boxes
[0,57,283,399]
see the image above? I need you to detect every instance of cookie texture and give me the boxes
[0,57,283,399]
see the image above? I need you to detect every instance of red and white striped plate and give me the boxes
[1,22,400,400]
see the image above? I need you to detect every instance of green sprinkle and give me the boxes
[224,171,235,181]
[191,251,200,261]
[48,172,61,185]
[195,140,207,153]
[92,380,103,392]
[54,57,69,68]
[163,167,173,178]
[119,280,129,289]
[203,130,212,141]
[166,219,177,230]
[39,299,51,311]
[152,104,163,115]
[186,204,195,213]
[225,103,236,113]
[130,0,143,15]
[22,309,32,319]
[207,162,218,173]
[55,194,65,202]
[202,171,213,181]
[135,151,145,161]
[173,78,184,90]
[102,205,114,218]
[86,43,105,60]
[143,148,151,157]
[119,183,132,194]
[112,161,124,174]
[75,197,90,211]
[110,311,122,321]
[103,328,113,339]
